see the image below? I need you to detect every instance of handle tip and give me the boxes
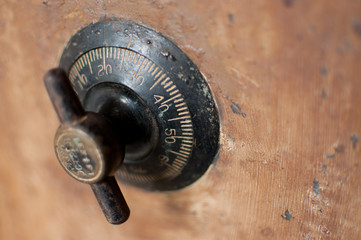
[91,176,130,225]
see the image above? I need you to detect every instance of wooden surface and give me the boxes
[1,0,361,239]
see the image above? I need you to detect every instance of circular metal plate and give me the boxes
[59,21,219,191]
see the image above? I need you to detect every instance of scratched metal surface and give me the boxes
[0,0,361,239]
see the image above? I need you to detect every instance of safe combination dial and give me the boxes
[44,21,219,224]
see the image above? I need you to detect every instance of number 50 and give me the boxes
[165,128,176,144]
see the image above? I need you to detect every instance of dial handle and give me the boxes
[44,68,130,224]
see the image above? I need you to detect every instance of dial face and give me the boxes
[59,21,219,190]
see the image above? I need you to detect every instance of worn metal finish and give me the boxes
[54,125,105,183]
[44,68,129,224]
[91,177,130,224]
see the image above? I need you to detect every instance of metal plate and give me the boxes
[59,21,219,191]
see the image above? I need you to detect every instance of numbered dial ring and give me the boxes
[59,21,219,190]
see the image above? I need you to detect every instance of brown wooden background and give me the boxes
[1,0,361,239]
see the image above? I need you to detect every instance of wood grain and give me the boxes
[0,0,360,239]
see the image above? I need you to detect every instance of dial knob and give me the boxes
[45,20,220,224]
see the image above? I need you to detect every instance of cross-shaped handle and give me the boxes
[44,68,130,224]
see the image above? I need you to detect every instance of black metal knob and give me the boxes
[44,68,130,224]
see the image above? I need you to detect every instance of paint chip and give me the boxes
[313,179,320,195]
[321,67,328,76]
[351,134,359,149]
[228,13,234,22]
[281,209,293,220]
[231,102,246,118]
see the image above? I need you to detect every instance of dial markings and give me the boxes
[75,61,81,72]
[160,93,182,106]
[80,57,85,68]
[169,89,179,96]
[174,98,184,103]
[168,115,191,122]
[166,85,177,92]
[151,66,160,76]
[163,81,173,89]
[68,46,196,183]
[128,51,134,62]
[168,150,189,159]
[182,132,193,136]
[144,60,151,72]
[178,111,190,116]
[180,119,191,124]
[147,63,155,73]
[85,53,93,74]
[149,74,167,90]
[154,70,162,80]
[182,128,193,133]
[175,102,186,108]
[89,51,94,62]
[181,143,193,150]
[177,107,188,112]
[95,48,99,60]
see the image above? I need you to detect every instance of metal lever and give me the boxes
[44,68,130,224]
